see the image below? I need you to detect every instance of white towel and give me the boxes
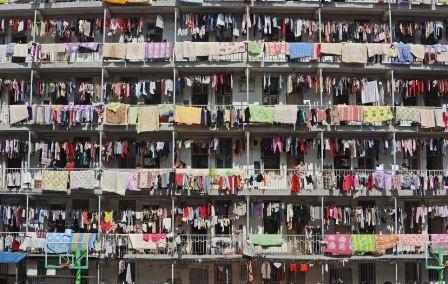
[9,105,28,124]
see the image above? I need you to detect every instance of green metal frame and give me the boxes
[45,243,89,284]
[425,247,446,284]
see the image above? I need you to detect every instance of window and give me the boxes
[215,265,232,284]
[119,200,136,211]
[192,143,209,169]
[215,138,232,168]
[192,83,208,105]
[262,145,280,169]
[359,263,376,284]
[357,148,375,170]
[405,262,421,284]
[329,267,352,284]
[72,199,89,210]
[358,201,376,234]
[426,146,443,170]
[263,77,280,105]
[145,23,164,42]
[215,83,232,105]
[189,268,208,284]
[334,151,351,169]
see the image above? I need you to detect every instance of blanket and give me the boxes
[265,42,289,56]
[249,105,275,124]
[435,108,447,127]
[101,170,117,194]
[174,106,202,125]
[129,234,156,250]
[419,108,435,128]
[247,42,263,58]
[128,106,138,124]
[13,44,28,57]
[320,43,342,56]
[70,170,96,189]
[116,171,129,196]
[289,43,314,59]
[336,105,363,122]
[102,43,126,59]
[274,105,297,124]
[352,234,376,253]
[431,234,448,249]
[218,42,246,55]
[105,104,128,125]
[9,105,29,124]
[248,234,283,246]
[397,234,428,247]
[70,233,96,250]
[342,43,368,63]
[410,44,425,59]
[41,43,66,53]
[45,233,71,253]
[396,107,421,122]
[145,42,172,59]
[366,43,385,57]
[137,106,159,133]
[375,234,398,253]
[362,106,393,122]
[126,43,146,61]
[323,234,352,255]
[41,170,69,191]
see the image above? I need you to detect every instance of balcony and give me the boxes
[0,168,100,193]
[1,232,436,260]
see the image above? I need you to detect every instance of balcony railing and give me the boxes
[2,232,437,258]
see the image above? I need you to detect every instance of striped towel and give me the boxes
[70,233,96,250]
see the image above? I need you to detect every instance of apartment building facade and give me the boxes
[0,0,447,283]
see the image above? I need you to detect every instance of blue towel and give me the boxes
[6,43,14,55]
[396,44,413,64]
[45,233,71,254]
[289,43,314,59]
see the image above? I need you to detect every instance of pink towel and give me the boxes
[397,234,428,247]
[420,109,435,128]
[323,234,352,255]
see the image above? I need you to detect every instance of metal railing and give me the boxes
[2,232,438,258]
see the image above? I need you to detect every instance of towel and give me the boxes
[323,234,352,255]
[9,105,29,124]
[320,43,342,56]
[342,43,368,63]
[70,233,96,250]
[41,170,69,191]
[128,106,138,124]
[175,42,194,59]
[103,43,126,59]
[396,107,421,122]
[247,42,264,58]
[274,105,297,124]
[375,234,398,253]
[13,44,28,57]
[41,43,66,53]
[70,170,96,189]
[351,234,376,253]
[116,171,129,196]
[362,106,393,122]
[419,108,435,128]
[337,105,363,122]
[0,45,6,59]
[137,106,159,133]
[174,106,202,125]
[248,234,283,246]
[101,170,117,193]
[126,43,146,61]
[435,108,446,127]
